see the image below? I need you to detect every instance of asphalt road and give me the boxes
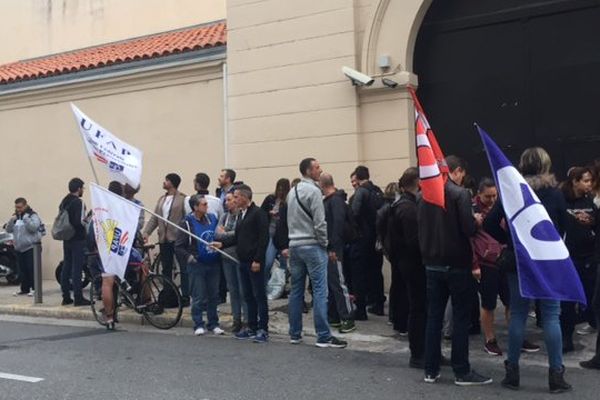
[0,318,598,400]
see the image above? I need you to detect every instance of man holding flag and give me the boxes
[478,127,585,393]
[410,88,492,386]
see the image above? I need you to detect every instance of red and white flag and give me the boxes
[408,87,448,209]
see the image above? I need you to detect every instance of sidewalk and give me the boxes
[0,280,404,353]
[2,280,597,360]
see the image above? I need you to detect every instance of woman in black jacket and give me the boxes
[487,147,571,393]
[560,167,597,345]
[260,178,290,286]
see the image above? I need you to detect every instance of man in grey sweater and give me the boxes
[286,157,347,348]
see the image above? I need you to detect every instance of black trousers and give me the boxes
[389,260,409,331]
[159,242,176,280]
[350,238,385,309]
[398,259,426,359]
[16,248,34,293]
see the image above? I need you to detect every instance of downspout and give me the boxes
[222,62,229,167]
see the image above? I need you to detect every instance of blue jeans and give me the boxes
[187,261,221,330]
[424,266,472,377]
[506,273,563,370]
[222,256,247,322]
[61,240,86,299]
[288,245,331,342]
[264,238,287,286]
[239,261,269,332]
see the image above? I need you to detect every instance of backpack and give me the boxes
[367,185,385,211]
[158,284,180,309]
[51,204,75,241]
[471,229,504,268]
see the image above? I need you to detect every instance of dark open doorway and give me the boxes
[414,0,600,181]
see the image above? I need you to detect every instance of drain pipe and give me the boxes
[222,62,229,167]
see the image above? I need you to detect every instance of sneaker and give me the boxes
[253,330,269,343]
[13,291,29,296]
[484,339,503,356]
[576,324,597,336]
[28,291,34,297]
[521,340,540,353]
[396,330,408,337]
[235,329,256,340]
[354,308,368,321]
[339,320,356,334]
[74,297,91,306]
[580,358,600,370]
[455,370,493,386]
[368,304,385,316]
[329,320,342,328]
[290,336,303,345]
[194,327,205,336]
[315,336,347,349]
[424,373,440,383]
[211,327,225,335]
[61,297,73,306]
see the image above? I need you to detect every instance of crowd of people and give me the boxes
[6,150,600,391]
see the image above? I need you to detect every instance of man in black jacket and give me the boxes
[350,165,385,319]
[320,173,355,333]
[386,167,426,368]
[418,156,491,385]
[59,178,90,306]
[224,184,270,343]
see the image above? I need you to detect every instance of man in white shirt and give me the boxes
[185,173,223,219]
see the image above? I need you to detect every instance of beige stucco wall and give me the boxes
[0,60,225,278]
[225,0,428,197]
[0,0,226,64]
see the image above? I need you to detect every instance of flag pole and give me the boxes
[139,204,240,264]
[91,184,239,264]
[76,122,100,185]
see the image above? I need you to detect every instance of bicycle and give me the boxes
[144,242,181,283]
[89,261,183,330]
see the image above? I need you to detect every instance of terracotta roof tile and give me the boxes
[0,21,226,85]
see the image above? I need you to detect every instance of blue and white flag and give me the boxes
[90,183,141,280]
[477,125,586,304]
[71,104,143,188]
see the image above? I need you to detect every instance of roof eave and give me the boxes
[0,45,226,96]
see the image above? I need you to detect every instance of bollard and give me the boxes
[33,243,43,304]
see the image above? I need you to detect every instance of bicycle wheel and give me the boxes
[90,274,109,326]
[90,275,121,327]
[140,274,183,330]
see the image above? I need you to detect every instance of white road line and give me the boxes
[0,372,44,383]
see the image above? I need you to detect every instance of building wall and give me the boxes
[0,0,226,64]
[0,60,225,277]
[225,0,428,196]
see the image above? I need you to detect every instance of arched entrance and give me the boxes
[414,0,600,179]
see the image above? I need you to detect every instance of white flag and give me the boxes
[90,183,141,279]
[71,103,143,188]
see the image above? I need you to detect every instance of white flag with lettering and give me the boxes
[90,183,141,279]
[71,103,143,188]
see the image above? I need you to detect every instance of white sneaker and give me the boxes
[577,324,597,336]
[194,327,205,336]
[211,327,225,335]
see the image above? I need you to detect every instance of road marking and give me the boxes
[0,372,44,383]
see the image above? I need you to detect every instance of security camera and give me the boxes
[342,66,374,87]
[382,78,398,88]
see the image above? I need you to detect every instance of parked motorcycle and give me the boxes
[0,231,19,285]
